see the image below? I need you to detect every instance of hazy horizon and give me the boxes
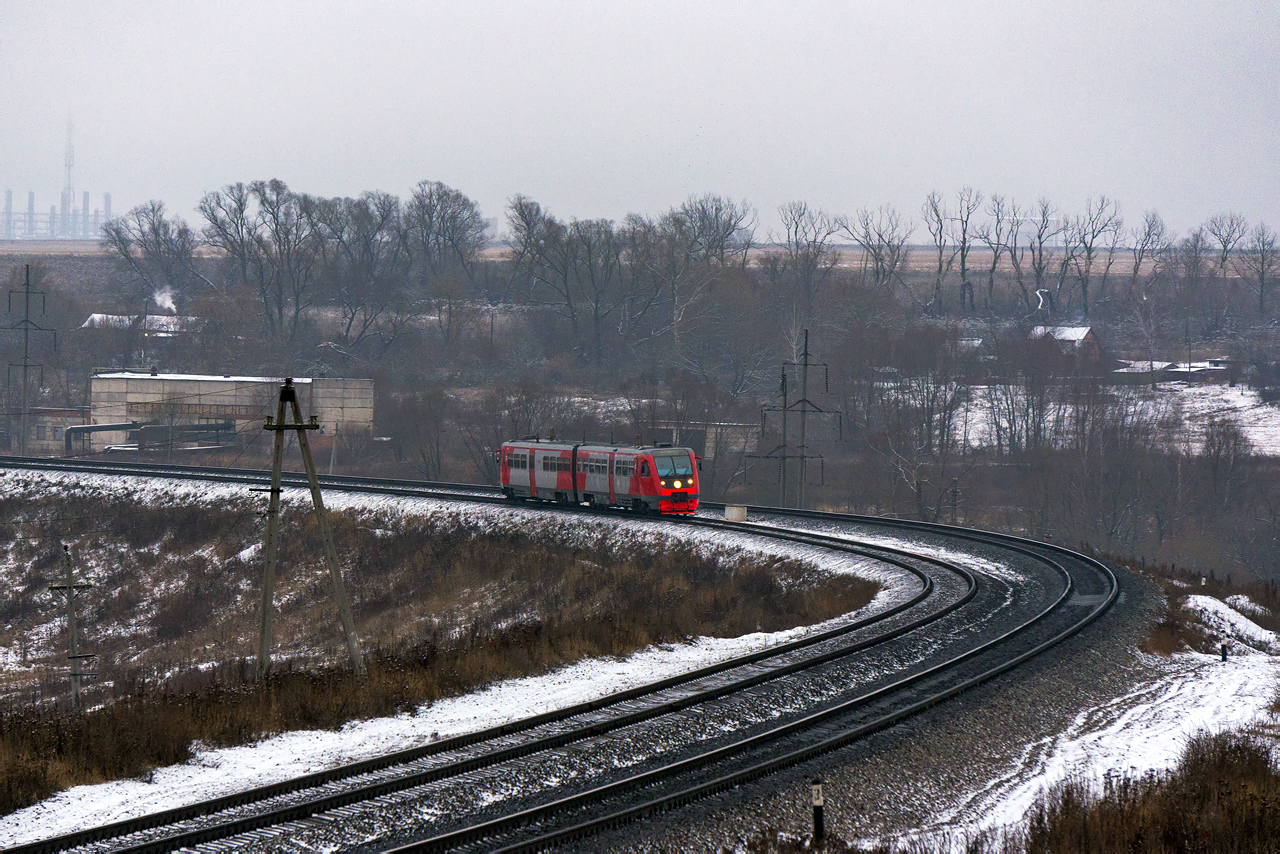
[1,1,1276,236]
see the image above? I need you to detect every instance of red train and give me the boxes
[499,438,700,515]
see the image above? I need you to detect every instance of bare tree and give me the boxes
[1027,198,1062,312]
[976,193,1008,310]
[776,201,840,336]
[953,187,983,311]
[1234,223,1279,319]
[1207,212,1249,277]
[403,180,488,285]
[566,218,626,363]
[198,183,263,301]
[839,205,914,295]
[403,181,488,345]
[1178,226,1211,309]
[102,200,213,309]
[625,194,753,359]
[307,191,410,354]
[921,191,956,313]
[1068,195,1122,317]
[1005,200,1030,309]
[1127,210,1170,297]
[251,179,323,340]
[507,195,580,335]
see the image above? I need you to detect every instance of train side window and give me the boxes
[640,461,651,477]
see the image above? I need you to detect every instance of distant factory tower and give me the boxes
[60,118,74,238]
[2,118,111,239]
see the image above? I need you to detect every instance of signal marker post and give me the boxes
[811,776,825,844]
[257,378,365,679]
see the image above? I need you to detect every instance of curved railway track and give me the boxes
[0,458,1117,853]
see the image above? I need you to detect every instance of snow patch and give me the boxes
[1225,593,1271,619]
[1183,594,1279,653]
[915,652,1278,849]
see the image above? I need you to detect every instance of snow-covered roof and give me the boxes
[80,314,201,333]
[1113,360,1173,373]
[1031,325,1093,342]
[92,371,313,384]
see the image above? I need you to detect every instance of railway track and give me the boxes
[1,458,1117,853]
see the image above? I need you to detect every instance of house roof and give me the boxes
[1113,360,1174,373]
[80,314,203,337]
[1031,325,1094,342]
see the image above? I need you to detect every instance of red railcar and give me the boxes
[499,439,699,515]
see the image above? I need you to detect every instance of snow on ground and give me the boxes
[1226,593,1271,619]
[0,621,883,846]
[907,596,1280,849]
[1170,382,1280,454]
[932,652,1278,843]
[951,381,1280,455]
[1184,594,1280,653]
[0,469,923,845]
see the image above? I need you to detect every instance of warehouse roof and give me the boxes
[93,371,314,384]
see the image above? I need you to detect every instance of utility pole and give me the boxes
[779,369,788,506]
[797,330,812,510]
[258,378,364,679]
[328,425,339,475]
[4,265,56,456]
[49,545,94,712]
[750,330,842,509]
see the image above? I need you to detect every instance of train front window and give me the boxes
[654,453,694,478]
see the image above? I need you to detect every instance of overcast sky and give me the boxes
[1,1,1276,236]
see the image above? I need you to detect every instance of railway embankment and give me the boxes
[0,468,890,831]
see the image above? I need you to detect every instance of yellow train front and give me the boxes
[499,439,700,515]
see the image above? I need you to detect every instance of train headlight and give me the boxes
[674,480,682,489]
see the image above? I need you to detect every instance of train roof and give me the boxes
[501,439,694,454]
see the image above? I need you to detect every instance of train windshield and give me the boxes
[653,453,694,478]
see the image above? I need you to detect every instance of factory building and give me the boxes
[85,371,373,453]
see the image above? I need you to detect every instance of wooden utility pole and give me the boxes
[257,378,365,679]
[50,545,94,711]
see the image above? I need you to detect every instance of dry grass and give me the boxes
[1107,555,1278,656]
[1022,731,1280,853]
[0,491,878,816]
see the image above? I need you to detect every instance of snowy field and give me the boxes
[958,381,1280,455]
[1168,382,1280,454]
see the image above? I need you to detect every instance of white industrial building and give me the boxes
[85,371,374,453]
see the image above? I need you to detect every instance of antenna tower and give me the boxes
[62,118,74,238]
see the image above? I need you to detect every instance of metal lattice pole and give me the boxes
[49,545,94,711]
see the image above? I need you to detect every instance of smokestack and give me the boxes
[4,190,11,240]
[27,191,34,237]
[82,191,89,238]
[103,192,111,221]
